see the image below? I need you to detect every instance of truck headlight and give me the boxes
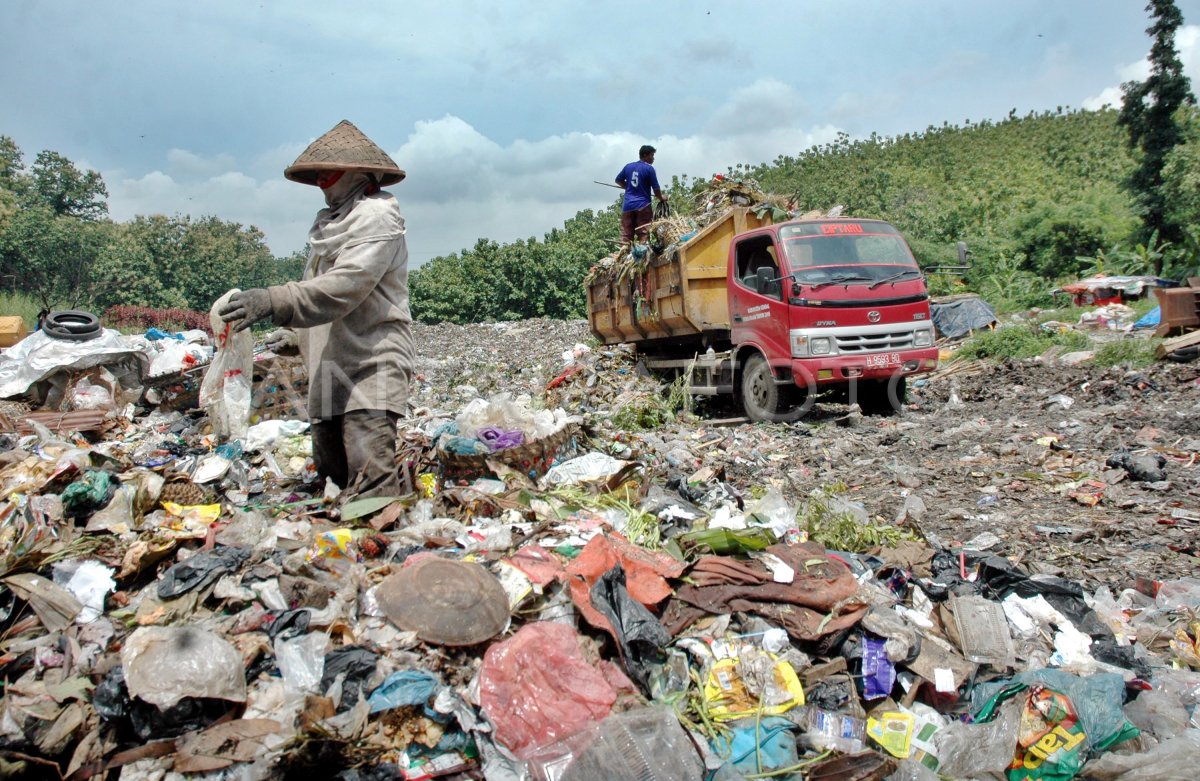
[809,337,832,355]
[913,328,933,347]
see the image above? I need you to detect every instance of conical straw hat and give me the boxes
[284,119,405,186]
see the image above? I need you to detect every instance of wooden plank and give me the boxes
[1156,327,1200,357]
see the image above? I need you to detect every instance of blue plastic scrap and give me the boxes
[711,716,798,774]
[367,669,441,716]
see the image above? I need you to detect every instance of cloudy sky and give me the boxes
[4,1,1200,265]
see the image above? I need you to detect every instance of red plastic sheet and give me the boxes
[479,622,620,759]
[505,544,564,586]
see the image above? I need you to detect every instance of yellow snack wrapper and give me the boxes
[702,654,805,721]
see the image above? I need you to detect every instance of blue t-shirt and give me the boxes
[616,161,659,212]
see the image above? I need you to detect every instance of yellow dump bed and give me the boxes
[587,207,770,346]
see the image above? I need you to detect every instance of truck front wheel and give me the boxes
[740,354,797,423]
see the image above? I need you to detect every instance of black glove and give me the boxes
[216,288,273,332]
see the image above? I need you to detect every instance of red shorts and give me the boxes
[620,205,653,243]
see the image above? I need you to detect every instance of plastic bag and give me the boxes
[51,559,115,623]
[710,716,797,775]
[589,564,670,689]
[93,665,232,742]
[1081,729,1200,780]
[972,669,1139,781]
[244,419,310,452]
[454,392,575,440]
[157,545,250,600]
[935,698,1022,778]
[744,487,797,538]
[1155,578,1200,611]
[1124,689,1190,742]
[478,621,620,759]
[61,470,116,519]
[320,646,378,711]
[69,376,114,410]
[702,652,805,722]
[121,626,247,709]
[525,707,705,781]
[200,290,253,441]
[543,452,634,487]
[275,632,329,692]
[367,670,441,715]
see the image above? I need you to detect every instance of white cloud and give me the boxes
[705,79,810,138]
[105,82,842,268]
[165,149,237,180]
[1083,24,1198,110]
[1083,86,1125,111]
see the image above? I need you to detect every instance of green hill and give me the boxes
[412,107,1200,323]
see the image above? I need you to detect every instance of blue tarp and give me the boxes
[930,296,998,339]
[1132,305,1161,330]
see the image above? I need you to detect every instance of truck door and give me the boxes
[730,234,790,365]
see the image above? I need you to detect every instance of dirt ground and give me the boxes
[410,318,1200,589]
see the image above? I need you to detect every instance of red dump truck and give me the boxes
[586,208,938,421]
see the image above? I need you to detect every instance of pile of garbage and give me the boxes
[2,317,1200,780]
[586,176,794,287]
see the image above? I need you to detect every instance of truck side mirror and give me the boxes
[756,266,774,289]
[957,241,972,264]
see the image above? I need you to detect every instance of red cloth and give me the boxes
[565,533,684,636]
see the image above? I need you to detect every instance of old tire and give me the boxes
[43,310,101,341]
[857,376,907,416]
[740,353,796,422]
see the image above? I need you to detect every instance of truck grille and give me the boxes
[834,329,915,353]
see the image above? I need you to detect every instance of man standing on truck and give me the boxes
[615,144,668,246]
[214,119,413,500]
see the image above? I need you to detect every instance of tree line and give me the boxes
[0,136,304,316]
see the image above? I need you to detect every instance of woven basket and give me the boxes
[437,423,579,482]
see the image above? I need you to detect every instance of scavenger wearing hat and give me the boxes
[284,119,405,186]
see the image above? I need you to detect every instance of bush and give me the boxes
[102,304,211,334]
[0,291,45,330]
[1091,338,1160,368]
[957,325,1091,361]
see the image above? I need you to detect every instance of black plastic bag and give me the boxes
[94,666,229,741]
[1107,450,1168,482]
[976,556,1113,640]
[321,646,379,711]
[157,545,250,599]
[589,564,670,690]
[93,666,132,723]
[267,608,311,641]
[336,765,402,781]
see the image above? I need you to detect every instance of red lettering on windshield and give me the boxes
[821,224,864,234]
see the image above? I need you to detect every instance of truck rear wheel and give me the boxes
[857,376,907,416]
[740,354,797,422]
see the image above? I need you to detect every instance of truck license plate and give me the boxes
[865,352,901,369]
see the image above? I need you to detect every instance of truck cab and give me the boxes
[729,218,937,420]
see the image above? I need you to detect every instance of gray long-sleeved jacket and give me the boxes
[267,191,413,419]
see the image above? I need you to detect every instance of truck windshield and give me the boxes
[781,222,919,285]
